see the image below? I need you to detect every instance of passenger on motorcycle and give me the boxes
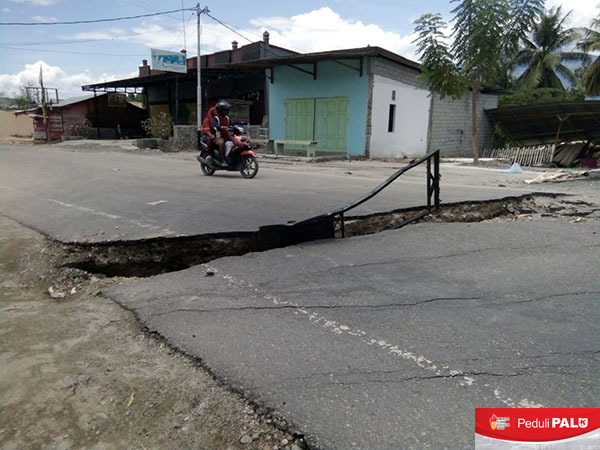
[210,100,232,167]
[199,100,232,167]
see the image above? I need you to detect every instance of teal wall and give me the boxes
[268,60,369,156]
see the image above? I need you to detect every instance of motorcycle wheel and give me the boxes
[200,162,216,176]
[240,155,259,179]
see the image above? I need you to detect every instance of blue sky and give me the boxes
[0,0,597,98]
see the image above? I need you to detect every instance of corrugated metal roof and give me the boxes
[486,101,600,145]
[53,92,106,107]
[224,46,421,71]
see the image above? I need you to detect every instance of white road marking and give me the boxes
[210,265,546,407]
[1,185,176,236]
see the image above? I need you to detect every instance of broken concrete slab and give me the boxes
[103,220,600,449]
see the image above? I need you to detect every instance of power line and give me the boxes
[0,23,196,46]
[0,8,194,26]
[205,12,304,56]
[205,12,256,45]
[0,45,145,57]
[168,12,195,52]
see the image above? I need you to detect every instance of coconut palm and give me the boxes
[513,7,588,90]
[578,16,600,95]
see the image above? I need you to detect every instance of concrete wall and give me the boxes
[369,75,430,158]
[268,60,369,156]
[428,92,498,157]
[0,111,32,137]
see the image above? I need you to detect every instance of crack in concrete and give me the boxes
[149,296,483,317]
[316,243,567,275]
[507,291,600,305]
[299,364,583,387]
[149,288,600,318]
[448,349,600,364]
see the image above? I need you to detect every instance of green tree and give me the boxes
[414,0,543,164]
[578,15,600,95]
[498,87,584,107]
[513,7,588,90]
[141,112,173,139]
[12,85,36,109]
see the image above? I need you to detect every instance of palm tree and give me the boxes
[578,16,600,95]
[513,7,588,90]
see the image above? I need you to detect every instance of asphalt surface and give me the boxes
[0,144,543,243]
[3,142,598,448]
[104,220,600,449]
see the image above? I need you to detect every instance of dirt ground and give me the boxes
[0,216,299,450]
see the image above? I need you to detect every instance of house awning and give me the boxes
[486,101,600,146]
[81,68,255,93]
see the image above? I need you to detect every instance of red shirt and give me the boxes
[205,106,231,140]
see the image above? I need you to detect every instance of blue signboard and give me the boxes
[150,49,187,73]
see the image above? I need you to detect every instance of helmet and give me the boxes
[231,125,244,136]
[215,100,231,116]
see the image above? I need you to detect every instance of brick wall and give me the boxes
[370,57,423,88]
[428,92,498,157]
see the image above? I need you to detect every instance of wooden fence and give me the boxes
[481,145,555,167]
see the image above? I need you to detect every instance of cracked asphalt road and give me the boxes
[104,220,600,449]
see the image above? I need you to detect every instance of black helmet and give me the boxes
[232,125,244,136]
[215,100,231,116]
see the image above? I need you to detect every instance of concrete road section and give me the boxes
[104,220,600,449]
[0,144,542,243]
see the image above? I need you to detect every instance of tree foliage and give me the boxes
[141,112,173,139]
[513,7,588,90]
[413,0,543,162]
[12,86,36,109]
[578,15,600,95]
[499,87,584,107]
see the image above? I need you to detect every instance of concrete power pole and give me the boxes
[196,4,209,143]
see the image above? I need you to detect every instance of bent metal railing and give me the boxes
[290,150,441,239]
[331,149,440,237]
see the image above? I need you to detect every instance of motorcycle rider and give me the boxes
[199,114,216,165]
[209,100,232,167]
[197,100,232,167]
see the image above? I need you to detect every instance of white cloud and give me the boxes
[31,15,58,23]
[0,61,135,99]
[2,8,12,12]
[9,0,57,5]
[60,7,419,60]
[249,7,419,58]
[545,0,599,28]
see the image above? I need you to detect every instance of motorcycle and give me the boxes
[197,126,259,179]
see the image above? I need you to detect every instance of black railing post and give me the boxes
[434,149,440,208]
[427,157,432,210]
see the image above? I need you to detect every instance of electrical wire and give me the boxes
[0,23,197,46]
[0,45,145,57]
[204,12,256,45]
[168,12,195,51]
[205,11,304,56]
[0,8,194,26]
[181,0,187,49]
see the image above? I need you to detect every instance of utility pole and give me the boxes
[196,4,209,144]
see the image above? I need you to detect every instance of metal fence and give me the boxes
[481,145,554,167]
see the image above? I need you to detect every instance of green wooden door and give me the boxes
[284,99,315,143]
[315,97,349,153]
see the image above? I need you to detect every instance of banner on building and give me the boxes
[150,49,187,73]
